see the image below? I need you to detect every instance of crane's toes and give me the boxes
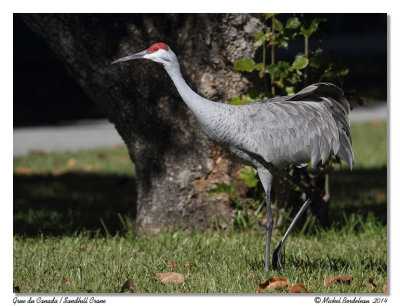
[272,248,284,271]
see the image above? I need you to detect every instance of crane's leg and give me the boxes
[272,198,312,270]
[257,168,273,273]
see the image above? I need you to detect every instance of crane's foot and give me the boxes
[272,244,284,271]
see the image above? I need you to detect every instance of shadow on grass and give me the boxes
[328,166,387,225]
[14,172,136,236]
[246,253,387,273]
[13,166,386,237]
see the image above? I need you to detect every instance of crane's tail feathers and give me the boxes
[337,130,355,170]
[289,82,354,169]
[288,82,350,115]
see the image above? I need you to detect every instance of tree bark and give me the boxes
[21,13,260,233]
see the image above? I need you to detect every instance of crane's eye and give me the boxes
[153,47,159,52]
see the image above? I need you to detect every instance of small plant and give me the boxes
[207,175,264,231]
[232,13,349,99]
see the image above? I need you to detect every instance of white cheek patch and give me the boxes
[144,50,168,63]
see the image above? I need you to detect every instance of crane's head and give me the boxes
[112,42,177,67]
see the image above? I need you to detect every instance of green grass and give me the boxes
[349,121,387,169]
[13,121,387,293]
[13,220,387,293]
[13,146,135,176]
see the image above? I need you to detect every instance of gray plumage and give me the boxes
[112,43,354,272]
[194,84,354,171]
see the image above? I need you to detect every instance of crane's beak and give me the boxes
[111,50,147,64]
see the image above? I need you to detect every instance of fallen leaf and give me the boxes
[370,120,383,127]
[287,284,309,293]
[63,280,72,287]
[52,169,67,176]
[379,192,387,200]
[382,283,387,293]
[16,167,34,175]
[167,262,177,270]
[325,275,352,286]
[120,279,136,293]
[257,277,290,292]
[183,264,190,269]
[154,272,188,284]
[67,158,77,168]
[369,277,377,290]
[84,164,102,171]
[13,284,20,293]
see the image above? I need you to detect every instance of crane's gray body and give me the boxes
[112,43,354,272]
[165,55,354,174]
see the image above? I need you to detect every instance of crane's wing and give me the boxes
[240,83,354,169]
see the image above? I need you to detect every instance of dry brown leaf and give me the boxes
[383,283,387,293]
[183,264,190,269]
[257,277,290,292]
[13,284,20,293]
[287,284,309,293]
[63,279,72,287]
[154,272,188,284]
[167,262,177,270]
[325,275,352,286]
[370,120,383,127]
[84,164,102,171]
[52,169,67,176]
[67,158,77,168]
[379,192,387,200]
[16,167,34,175]
[120,279,136,293]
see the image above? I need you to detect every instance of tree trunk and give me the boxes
[21,13,261,233]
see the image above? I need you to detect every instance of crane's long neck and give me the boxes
[164,62,216,116]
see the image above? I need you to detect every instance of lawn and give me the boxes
[13,121,387,293]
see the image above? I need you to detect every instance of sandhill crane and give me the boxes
[112,42,354,272]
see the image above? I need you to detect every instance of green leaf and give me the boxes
[309,57,320,69]
[239,167,258,188]
[234,58,256,72]
[285,86,295,95]
[275,81,284,88]
[267,61,291,79]
[254,35,266,47]
[292,57,309,70]
[279,39,288,48]
[272,18,283,32]
[228,94,255,105]
[266,63,279,76]
[207,181,235,196]
[300,17,326,37]
[300,25,313,37]
[282,28,298,40]
[264,13,277,19]
[254,63,264,70]
[312,47,323,57]
[337,68,350,76]
[253,32,264,40]
[285,17,301,29]
[287,74,300,84]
